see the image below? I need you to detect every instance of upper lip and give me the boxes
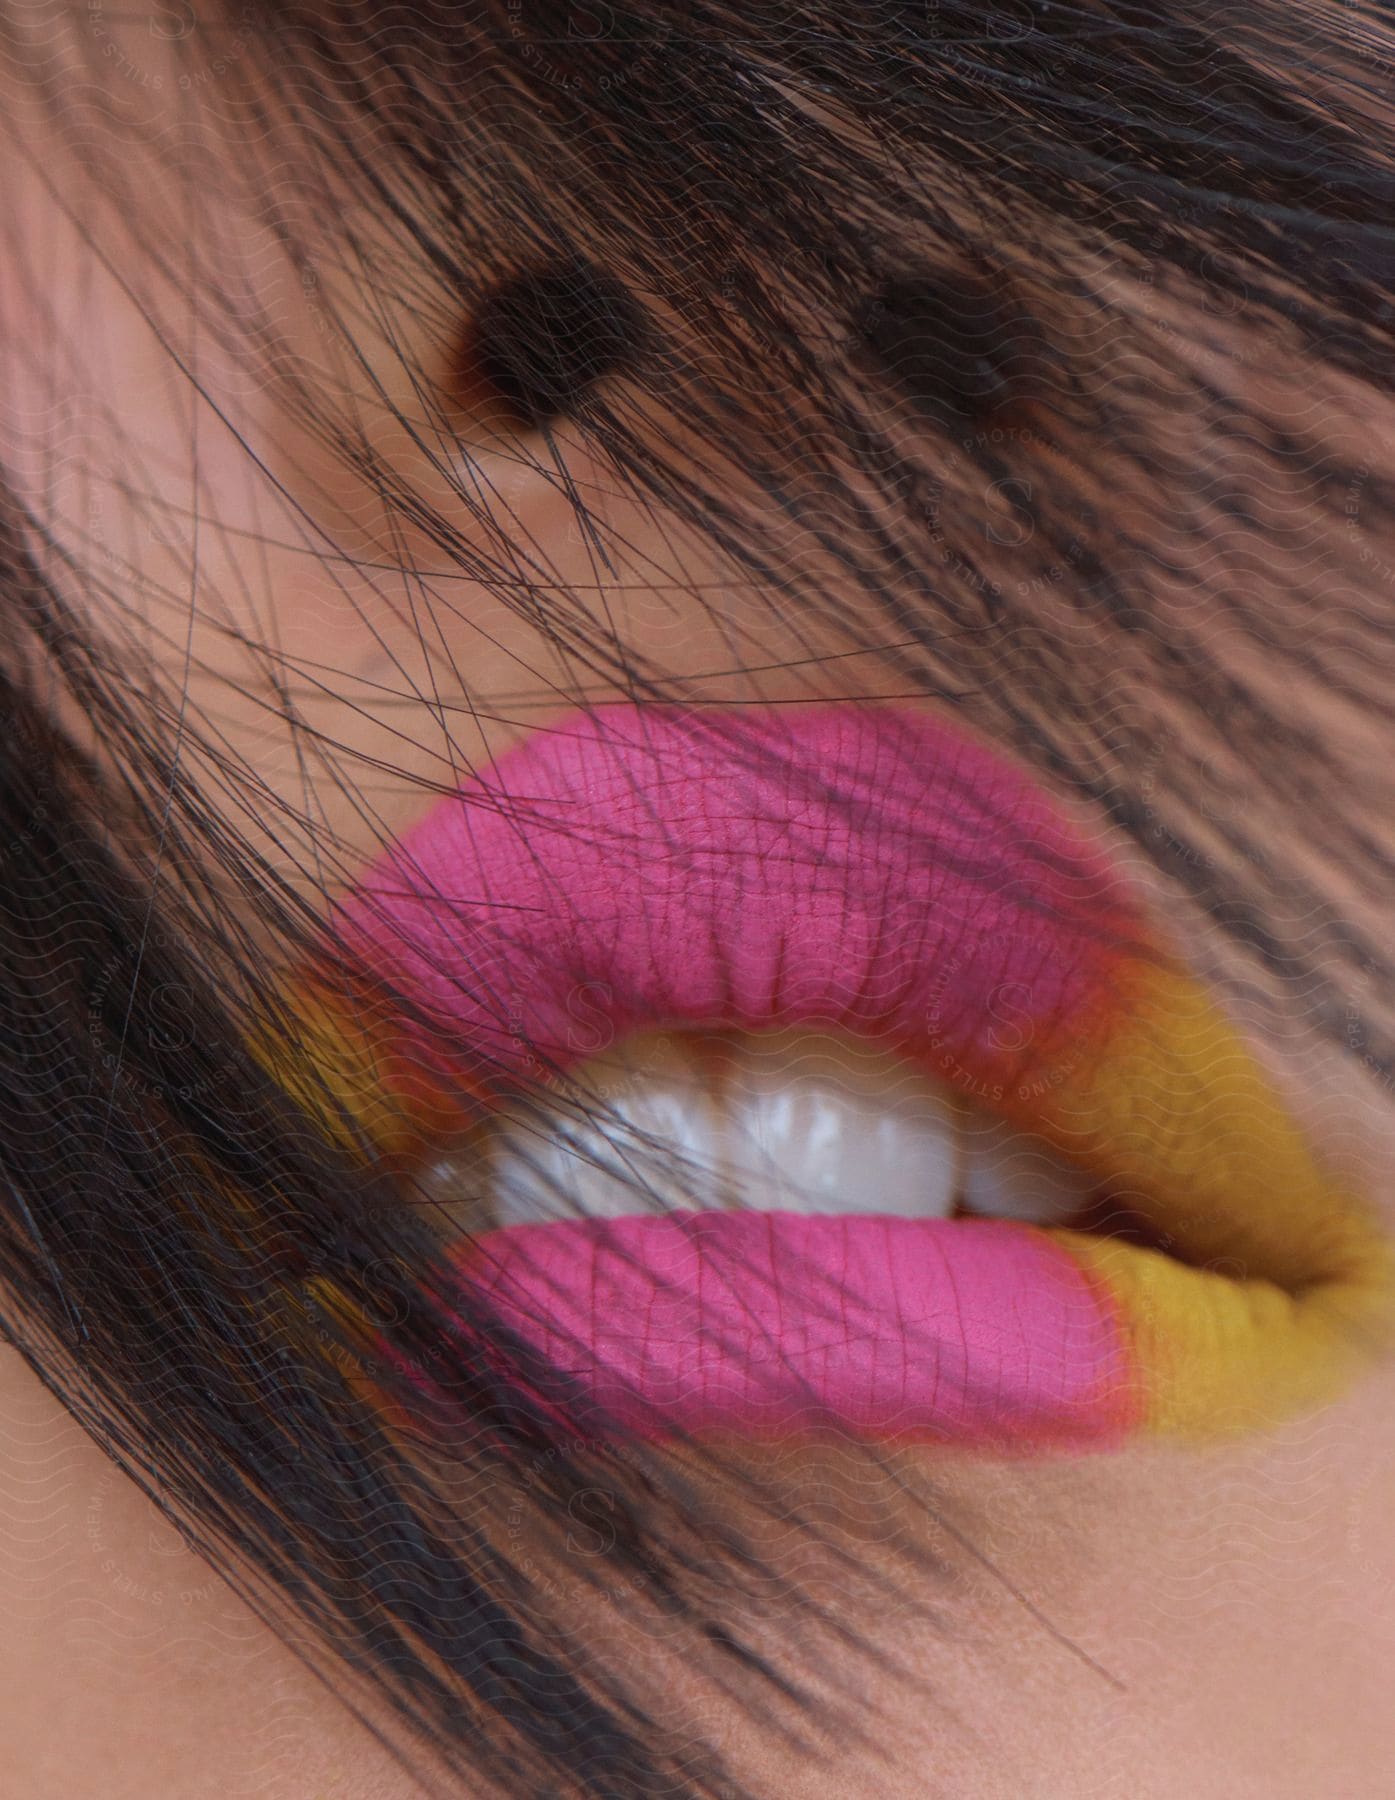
[297,703,1392,1447]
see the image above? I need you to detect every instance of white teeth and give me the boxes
[956,1111,1095,1226]
[420,1031,1096,1230]
[489,1035,725,1227]
[715,1030,960,1219]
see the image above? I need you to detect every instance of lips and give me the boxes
[298,705,1391,1448]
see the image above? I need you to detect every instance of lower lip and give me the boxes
[456,1210,1137,1446]
[334,703,1147,1446]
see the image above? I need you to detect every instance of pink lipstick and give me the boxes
[299,705,1389,1448]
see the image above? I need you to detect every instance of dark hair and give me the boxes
[1,3,1392,1793]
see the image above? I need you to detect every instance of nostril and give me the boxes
[850,268,1047,431]
[462,259,646,430]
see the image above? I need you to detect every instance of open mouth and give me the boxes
[297,705,1392,1449]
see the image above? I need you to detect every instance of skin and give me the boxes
[1,9,1393,1795]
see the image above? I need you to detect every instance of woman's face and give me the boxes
[2,9,1393,1795]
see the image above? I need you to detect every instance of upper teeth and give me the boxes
[413,1029,1095,1232]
